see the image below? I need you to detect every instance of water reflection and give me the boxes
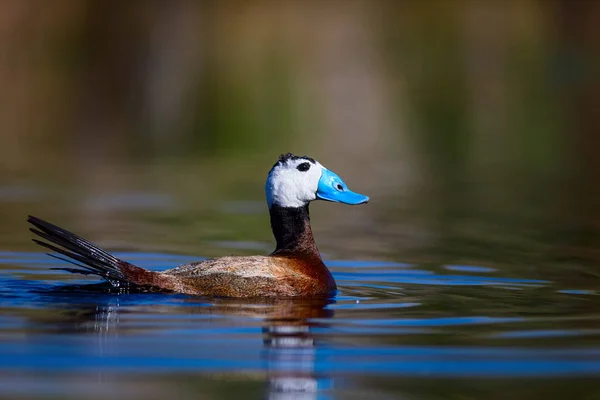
[24,284,334,400]
[262,300,333,400]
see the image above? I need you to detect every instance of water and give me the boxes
[2,247,600,399]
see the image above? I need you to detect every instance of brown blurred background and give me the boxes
[0,0,599,279]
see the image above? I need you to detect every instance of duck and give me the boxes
[27,153,369,298]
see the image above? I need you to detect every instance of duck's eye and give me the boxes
[336,183,344,191]
[296,162,310,172]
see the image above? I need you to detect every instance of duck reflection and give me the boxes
[261,299,333,400]
[30,284,335,400]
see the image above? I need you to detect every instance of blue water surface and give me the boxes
[1,251,600,399]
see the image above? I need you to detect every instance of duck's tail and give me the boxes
[27,215,166,289]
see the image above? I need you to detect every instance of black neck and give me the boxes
[269,203,319,256]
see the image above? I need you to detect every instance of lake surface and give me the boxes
[2,243,600,399]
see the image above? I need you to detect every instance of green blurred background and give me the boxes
[1,0,599,282]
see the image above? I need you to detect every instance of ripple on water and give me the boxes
[559,289,597,295]
[0,250,599,390]
[444,264,497,273]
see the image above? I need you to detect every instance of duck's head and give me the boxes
[265,153,369,209]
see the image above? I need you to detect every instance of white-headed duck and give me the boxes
[28,153,369,297]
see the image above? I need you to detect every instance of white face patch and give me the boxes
[265,157,325,208]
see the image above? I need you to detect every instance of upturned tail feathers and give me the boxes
[28,215,163,289]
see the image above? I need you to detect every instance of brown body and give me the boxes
[125,254,335,297]
[28,202,337,298]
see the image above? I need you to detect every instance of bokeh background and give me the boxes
[1,0,600,281]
